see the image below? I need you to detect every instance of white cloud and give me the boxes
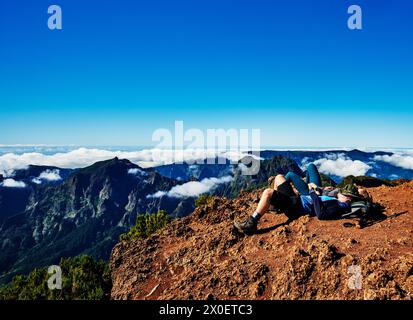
[32,178,42,185]
[39,169,62,181]
[1,178,26,188]
[147,176,233,199]
[313,154,371,177]
[300,157,311,171]
[149,190,167,198]
[127,168,147,176]
[0,147,254,175]
[31,169,62,184]
[374,154,413,170]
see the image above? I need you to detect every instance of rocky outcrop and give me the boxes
[110,181,413,300]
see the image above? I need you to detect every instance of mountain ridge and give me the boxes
[0,157,182,284]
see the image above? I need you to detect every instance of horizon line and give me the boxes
[1,145,413,150]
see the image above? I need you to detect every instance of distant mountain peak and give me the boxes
[75,157,141,176]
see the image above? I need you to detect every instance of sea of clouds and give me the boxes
[310,153,372,177]
[1,147,413,186]
[0,147,253,177]
[373,153,413,170]
[300,150,413,177]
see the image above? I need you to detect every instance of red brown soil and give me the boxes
[110,181,413,300]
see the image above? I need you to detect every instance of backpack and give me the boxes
[341,200,371,219]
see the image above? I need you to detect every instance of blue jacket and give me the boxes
[299,191,350,220]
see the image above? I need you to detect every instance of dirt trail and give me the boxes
[110,181,413,300]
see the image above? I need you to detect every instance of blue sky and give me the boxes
[0,0,412,148]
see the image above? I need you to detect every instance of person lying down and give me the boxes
[234,163,371,235]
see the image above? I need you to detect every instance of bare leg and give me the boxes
[256,175,287,217]
[234,174,288,235]
[255,188,274,216]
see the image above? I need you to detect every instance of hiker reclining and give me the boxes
[234,164,367,235]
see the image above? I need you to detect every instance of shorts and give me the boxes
[269,181,300,218]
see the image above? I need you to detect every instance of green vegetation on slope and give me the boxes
[337,175,403,188]
[0,255,111,300]
[195,194,215,207]
[119,210,170,241]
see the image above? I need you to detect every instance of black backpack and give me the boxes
[341,200,371,219]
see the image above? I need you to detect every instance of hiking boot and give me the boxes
[234,217,258,235]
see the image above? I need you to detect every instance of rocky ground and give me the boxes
[110,181,413,300]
